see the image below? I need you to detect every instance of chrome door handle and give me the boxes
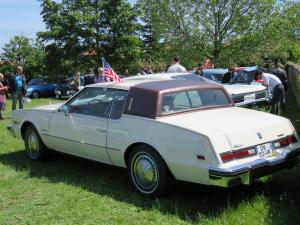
[97,128,106,133]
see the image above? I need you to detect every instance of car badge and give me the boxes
[257,132,263,139]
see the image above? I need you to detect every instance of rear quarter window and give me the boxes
[161,89,230,115]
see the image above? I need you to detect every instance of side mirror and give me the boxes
[62,105,69,116]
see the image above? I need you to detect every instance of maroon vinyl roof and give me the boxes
[123,80,232,119]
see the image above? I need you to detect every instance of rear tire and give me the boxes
[24,125,47,160]
[128,145,173,198]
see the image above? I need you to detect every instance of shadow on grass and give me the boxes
[0,149,299,224]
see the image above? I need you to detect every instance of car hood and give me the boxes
[158,107,293,153]
[27,85,38,89]
[33,103,64,111]
[223,84,266,95]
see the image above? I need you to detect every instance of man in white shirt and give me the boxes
[167,57,187,73]
[255,70,285,114]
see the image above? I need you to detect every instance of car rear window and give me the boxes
[161,89,230,115]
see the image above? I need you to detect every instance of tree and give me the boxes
[0,36,46,76]
[39,0,142,75]
[137,0,279,66]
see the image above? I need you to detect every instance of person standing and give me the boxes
[124,69,130,77]
[194,64,204,76]
[270,63,288,90]
[10,66,26,111]
[144,65,153,74]
[95,67,109,83]
[167,57,187,73]
[75,71,82,87]
[84,68,95,85]
[255,70,285,114]
[0,73,8,120]
[222,66,235,84]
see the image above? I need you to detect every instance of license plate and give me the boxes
[256,143,274,158]
[244,94,255,102]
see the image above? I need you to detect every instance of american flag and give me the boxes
[103,61,122,82]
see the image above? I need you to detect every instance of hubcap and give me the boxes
[27,132,39,157]
[33,92,39,98]
[133,153,158,191]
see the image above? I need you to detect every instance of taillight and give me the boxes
[220,148,256,162]
[274,135,297,148]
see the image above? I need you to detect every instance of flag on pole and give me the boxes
[102,57,122,82]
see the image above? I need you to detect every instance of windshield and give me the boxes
[161,89,231,115]
[28,78,43,85]
[231,70,256,84]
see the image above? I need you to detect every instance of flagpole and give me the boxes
[101,57,106,68]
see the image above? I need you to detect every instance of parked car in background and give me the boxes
[7,79,300,197]
[202,68,228,83]
[26,77,59,98]
[54,77,84,99]
[125,73,269,107]
[230,66,260,85]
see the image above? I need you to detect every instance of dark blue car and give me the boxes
[26,77,60,98]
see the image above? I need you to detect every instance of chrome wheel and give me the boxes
[26,131,39,158]
[32,91,39,98]
[24,125,47,160]
[131,152,159,193]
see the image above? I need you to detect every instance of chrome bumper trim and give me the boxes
[235,99,269,107]
[209,147,300,187]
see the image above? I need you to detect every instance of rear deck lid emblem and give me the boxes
[257,132,262,139]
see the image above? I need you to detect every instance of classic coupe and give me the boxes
[7,80,300,197]
[125,73,269,107]
[26,77,60,98]
[54,77,83,99]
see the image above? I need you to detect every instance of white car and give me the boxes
[7,79,300,197]
[125,73,269,107]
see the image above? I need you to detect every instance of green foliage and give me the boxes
[0,36,46,77]
[137,0,300,68]
[2,1,300,76]
[39,0,142,76]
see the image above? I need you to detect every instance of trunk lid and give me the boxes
[158,107,293,154]
[223,84,266,95]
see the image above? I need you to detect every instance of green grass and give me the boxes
[0,96,300,225]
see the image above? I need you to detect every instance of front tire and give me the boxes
[32,91,40,98]
[128,145,173,198]
[24,125,47,160]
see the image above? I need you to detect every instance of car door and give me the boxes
[42,78,55,96]
[106,90,129,166]
[47,87,115,164]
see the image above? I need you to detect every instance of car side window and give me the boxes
[110,90,128,120]
[66,87,116,118]
[173,92,190,109]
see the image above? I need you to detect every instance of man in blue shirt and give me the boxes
[10,66,26,110]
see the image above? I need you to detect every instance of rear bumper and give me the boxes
[7,124,16,138]
[209,147,300,187]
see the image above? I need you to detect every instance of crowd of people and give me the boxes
[0,56,290,120]
[0,66,26,120]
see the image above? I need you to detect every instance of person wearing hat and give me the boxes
[255,69,285,114]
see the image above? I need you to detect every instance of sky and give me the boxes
[0,0,136,51]
[0,0,45,49]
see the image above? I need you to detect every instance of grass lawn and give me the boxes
[0,93,300,225]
